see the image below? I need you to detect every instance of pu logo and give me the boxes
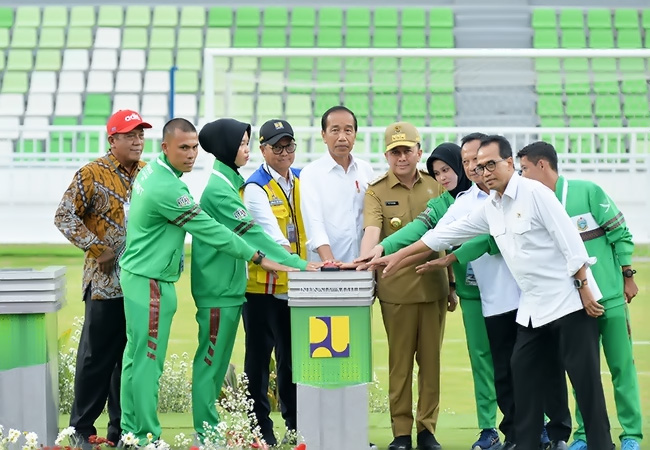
[124,113,141,122]
[309,316,350,358]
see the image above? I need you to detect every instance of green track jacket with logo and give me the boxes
[120,154,256,281]
[191,159,307,308]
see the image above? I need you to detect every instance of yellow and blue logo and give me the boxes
[309,316,350,358]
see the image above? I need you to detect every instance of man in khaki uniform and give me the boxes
[359,122,451,450]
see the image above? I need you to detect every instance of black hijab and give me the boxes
[198,118,251,172]
[426,142,472,198]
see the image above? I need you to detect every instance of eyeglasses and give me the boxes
[270,142,297,155]
[474,158,507,175]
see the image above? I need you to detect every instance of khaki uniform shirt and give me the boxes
[364,170,449,304]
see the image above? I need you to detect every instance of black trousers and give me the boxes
[69,289,127,443]
[511,309,611,450]
[242,293,296,440]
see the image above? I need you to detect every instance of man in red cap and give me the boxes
[54,109,152,447]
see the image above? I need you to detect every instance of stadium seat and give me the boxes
[614,9,639,29]
[95,27,121,49]
[401,72,427,93]
[236,7,260,27]
[374,28,398,47]
[401,94,427,116]
[559,9,584,29]
[561,29,587,48]
[532,9,556,29]
[430,72,454,93]
[589,29,614,48]
[429,29,454,48]
[119,50,146,71]
[536,72,563,94]
[623,95,650,117]
[0,93,25,116]
[0,7,13,28]
[233,27,259,47]
[346,8,370,28]
[402,29,426,47]
[563,57,589,72]
[30,71,57,94]
[7,50,33,71]
[178,28,204,49]
[264,7,288,27]
[1,71,29,93]
[174,94,197,118]
[594,95,621,117]
[69,7,94,27]
[564,72,590,94]
[180,6,205,27]
[54,93,82,116]
[150,28,176,49]
[592,72,620,95]
[0,28,8,47]
[319,7,343,28]
[15,7,40,27]
[22,116,49,139]
[372,72,399,94]
[318,28,342,48]
[346,27,371,47]
[430,95,455,117]
[621,78,648,94]
[11,27,38,48]
[124,6,150,27]
[591,57,617,72]
[290,27,315,47]
[291,7,315,28]
[208,7,232,27]
[91,49,118,70]
[122,28,148,49]
[39,28,65,49]
[617,29,642,48]
[642,10,650,29]
[429,8,453,28]
[565,96,592,117]
[143,71,170,93]
[153,6,178,27]
[374,8,398,28]
[115,71,142,93]
[206,28,231,48]
[285,95,312,117]
[58,71,85,93]
[147,50,173,70]
[35,50,61,71]
[97,6,123,27]
[42,6,67,27]
[176,50,201,71]
[26,93,54,116]
[619,58,645,72]
[534,29,559,48]
[84,94,112,117]
[537,95,564,117]
[258,71,285,93]
[402,7,426,28]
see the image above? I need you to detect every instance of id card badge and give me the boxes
[123,201,131,227]
[287,223,297,243]
[465,262,478,286]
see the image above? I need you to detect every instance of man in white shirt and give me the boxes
[300,106,375,262]
[241,119,308,446]
[418,136,613,450]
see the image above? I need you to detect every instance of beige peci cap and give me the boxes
[384,122,421,152]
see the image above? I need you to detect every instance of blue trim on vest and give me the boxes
[244,165,301,188]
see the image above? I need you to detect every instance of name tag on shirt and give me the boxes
[385,201,399,206]
[269,198,283,206]
[287,223,297,243]
[465,262,478,286]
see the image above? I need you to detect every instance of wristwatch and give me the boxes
[252,251,265,265]
[573,278,588,289]
[622,268,636,278]
[449,281,456,289]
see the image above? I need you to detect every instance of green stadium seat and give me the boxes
[430,95,455,117]
[587,9,612,29]
[291,7,316,28]
[11,27,37,48]
[35,49,61,70]
[372,71,399,94]
[429,8,453,28]
[149,28,176,49]
[374,8,398,28]
[206,28,231,48]
[261,27,286,47]
[7,50,33,70]
[564,72,590,95]
[176,50,201,70]
[344,94,370,115]
[429,29,454,48]
[264,7,288,27]
[228,71,256,93]
[290,27,315,47]
[617,29,642,48]
[429,72,454,93]
[236,7,260,27]
[559,9,584,29]
[402,72,427,93]
[346,27,370,47]
[614,9,639,29]
[97,6,123,27]
[619,58,645,72]
[42,7,67,27]
[39,28,65,48]
[0,7,13,28]
[287,71,313,94]
[643,10,650,29]
[374,28,398,47]
[540,117,565,127]
[174,70,198,94]
[125,6,151,27]
[318,28,342,47]
[317,55,342,72]
[594,95,621,117]
[147,49,173,70]
[208,7,233,27]
[319,8,343,28]
[374,57,398,71]
[591,57,616,72]
[561,29,586,48]
[597,119,624,153]
[178,28,203,49]
[84,94,112,117]
[537,95,564,117]
[589,29,614,48]
[288,57,313,72]
[285,94,312,116]
[346,8,370,28]
[592,72,620,94]
[535,58,561,72]
[257,94,283,118]
[429,58,454,72]
[315,94,341,115]
[402,7,426,28]
[258,71,285,93]
[373,95,398,117]
[563,57,589,72]
[532,9,556,29]
[539,118,568,152]
[536,72,563,94]
[401,94,426,115]
[69,7,94,27]
[153,6,178,27]
[534,29,559,48]
[623,95,650,117]
[315,71,341,94]
[565,96,592,117]
[15,7,40,27]
[122,28,148,49]
[343,72,369,94]
[180,6,205,27]
[621,78,648,94]
[402,58,427,72]
[567,118,595,153]
[260,56,286,71]
[346,57,371,72]
[1,71,28,93]
[402,29,426,47]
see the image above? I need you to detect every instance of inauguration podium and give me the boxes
[288,270,374,450]
[0,267,66,445]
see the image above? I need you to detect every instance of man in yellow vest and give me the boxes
[241,119,308,447]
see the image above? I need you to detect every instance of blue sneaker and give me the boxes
[568,440,587,450]
[472,428,501,450]
[621,439,640,450]
[540,424,551,449]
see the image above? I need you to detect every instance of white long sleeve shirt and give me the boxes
[299,151,375,262]
[439,184,521,317]
[422,173,601,327]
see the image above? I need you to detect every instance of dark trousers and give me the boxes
[484,309,518,443]
[511,309,612,450]
[69,289,127,443]
[242,293,296,441]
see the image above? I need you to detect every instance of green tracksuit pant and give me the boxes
[192,305,243,438]
[120,270,177,441]
[460,298,498,430]
[572,302,643,444]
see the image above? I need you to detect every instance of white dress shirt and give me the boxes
[440,184,521,317]
[421,173,601,328]
[299,151,375,262]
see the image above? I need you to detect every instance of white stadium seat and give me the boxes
[112,94,141,112]
[94,27,122,49]
[22,117,49,139]
[58,71,85,93]
[0,94,25,116]
[141,94,168,117]
[30,72,57,94]
[86,70,115,93]
[0,117,20,139]
[143,71,170,93]
[115,71,143,93]
[62,49,89,70]
[90,49,118,70]
[119,50,146,71]
[173,94,197,118]
[25,93,54,116]
[54,93,82,116]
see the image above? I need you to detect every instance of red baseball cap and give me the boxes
[106,110,152,136]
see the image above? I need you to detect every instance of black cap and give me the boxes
[259,119,294,146]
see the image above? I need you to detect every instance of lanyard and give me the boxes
[104,155,133,199]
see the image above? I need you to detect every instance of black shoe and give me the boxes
[500,443,516,450]
[261,431,277,447]
[389,435,413,450]
[417,429,442,450]
[550,442,568,450]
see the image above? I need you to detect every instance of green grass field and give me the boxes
[1,244,648,449]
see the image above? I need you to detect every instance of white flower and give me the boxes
[155,439,170,450]
[23,432,38,449]
[8,429,21,444]
[144,443,156,450]
[55,426,76,445]
[122,432,139,447]
[146,433,153,443]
